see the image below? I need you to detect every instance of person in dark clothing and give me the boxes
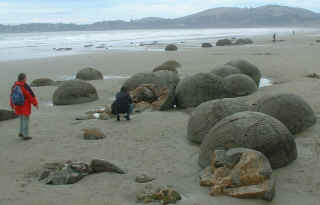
[114,86,133,121]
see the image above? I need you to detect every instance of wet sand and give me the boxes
[0,32,320,204]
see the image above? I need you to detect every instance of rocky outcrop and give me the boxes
[200,148,275,201]
[53,80,98,105]
[253,93,317,134]
[211,65,241,78]
[226,59,261,86]
[224,74,257,97]
[76,67,103,81]
[176,73,226,108]
[90,159,126,174]
[30,78,56,87]
[161,60,181,68]
[187,99,250,144]
[199,111,297,169]
[153,65,178,73]
[165,44,178,51]
[0,109,18,121]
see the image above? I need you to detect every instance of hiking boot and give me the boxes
[18,133,23,138]
[125,115,130,121]
[23,136,32,140]
[117,115,120,121]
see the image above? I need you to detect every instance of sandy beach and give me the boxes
[1,32,320,205]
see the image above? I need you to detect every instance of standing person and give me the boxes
[10,73,39,140]
[114,86,133,121]
[273,33,276,42]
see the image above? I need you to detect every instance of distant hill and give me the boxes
[1,5,320,33]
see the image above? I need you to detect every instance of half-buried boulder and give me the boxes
[53,80,98,105]
[161,60,181,68]
[187,98,250,144]
[199,111,297,169]
[31,78,56,87]
[176,73,226,108]
[165,44,178,51]
[211,65,241,78]
[216,39,232,46]
[226,59,261,86]
[0,109,18,121]
[253,93,316,134]
[153,64,178,74]
[202,43,213,48]
[224,74,258,97]
[76,67,103,80]
[234,38,254,45]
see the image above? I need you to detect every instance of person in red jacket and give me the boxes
[10,73,39,140]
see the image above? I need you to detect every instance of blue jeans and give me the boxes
[19,115,29,137]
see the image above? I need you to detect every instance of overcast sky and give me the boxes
[0,0,319,24]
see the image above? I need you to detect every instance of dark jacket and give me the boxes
[113,91,132,114]
[10,81,38,116]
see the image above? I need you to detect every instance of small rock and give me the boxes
[83,128,106,140]
[136,183,181,205]
[90,159,126,174]
[135,174,155,183]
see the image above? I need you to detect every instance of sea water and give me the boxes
[0,27,318,61]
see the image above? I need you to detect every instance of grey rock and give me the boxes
[211,65,241,78]
[76,67,103,81]
[224,74,258,97]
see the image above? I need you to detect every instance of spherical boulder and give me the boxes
[165,44,178,51]
[176,73,226,108]
[201,43,213,48]
[226,59,261,86]
[31,78,56,87]
[224,74,258,97]
[76,67,103,81]
[123,71,179,92]
[0,109,18,121]
[199,111,297,169]
[234,38,254,45]
[187,98,250,144]
[253,93,316,134]
[211,65,241,78]
[161,60,181,68]
[216,39,232,46]
[153,65,178,74]
[53,80,98,105]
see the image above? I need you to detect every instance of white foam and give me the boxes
[259,77,272,88]
[103,75,130,80]
[93,113,100,119]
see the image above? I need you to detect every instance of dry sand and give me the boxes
[0,32,320,205]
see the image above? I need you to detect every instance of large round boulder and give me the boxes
[76,67,103,81]
[31,78,56,87]
[123,71,179,92]
[153,65,178,74]
[224,74,258,97]
[199,111,297,169]
[165,44,178,51]
[201,43,213,48]
[211,65,241,78]
[176,73,226,108]
[53,80,98,105]
[253,94,317,134]
[161,60,181,68]
[234,38,254,45]
[226,59,261,86]
[216,39,232,46]
[187,98,250,144]
[0,109,18,121]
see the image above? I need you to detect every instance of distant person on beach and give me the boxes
[113,86,133,121]
[10,73,39,140]
[273,33,276,42]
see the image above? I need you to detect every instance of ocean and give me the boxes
[0,28,318,61]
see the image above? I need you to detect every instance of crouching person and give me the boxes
[114,86,133,121]
[10,73,39,140]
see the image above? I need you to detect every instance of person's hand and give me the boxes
[35,104,39,110]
